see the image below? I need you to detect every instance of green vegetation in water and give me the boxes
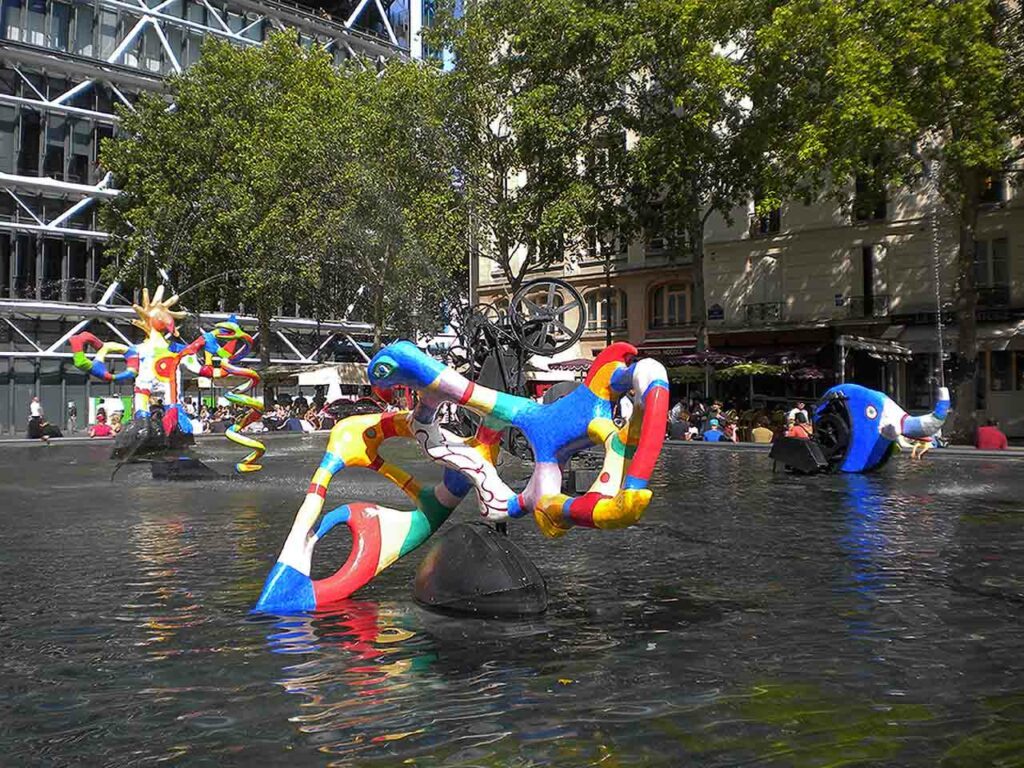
[941,692,1024,768]
[652,681,934,767]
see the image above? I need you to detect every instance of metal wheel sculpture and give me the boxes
[509,277,585,355]
[442,278,587,458]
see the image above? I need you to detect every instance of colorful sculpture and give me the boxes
[175,317,266,472]
[69,285,265,472]
[813,383,950,473]
[255,340,669,613]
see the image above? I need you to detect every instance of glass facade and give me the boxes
[0,0,411,432]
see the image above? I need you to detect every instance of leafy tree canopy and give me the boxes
[102,32,465,358]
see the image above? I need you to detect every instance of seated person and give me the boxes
[751,416,775,443]
[786,412,814,439]
[89,410,113,438]
[303,407,321,431]
[702,418,726,442]
[27,416,62,440]
[976,419,1008,450]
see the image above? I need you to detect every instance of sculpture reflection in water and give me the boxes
[265,601,553,760]
[772,384,950,474]
[69,285,266,473]
[255,340,670,613]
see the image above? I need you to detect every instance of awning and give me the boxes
[787,366,831,380]
[549,357,592,372]
[665,349,745,367]
[722,345,825,365]
[890,320,1024,353]
[836,334,913,361]
[636,337,697,359]
[296,363,368,387]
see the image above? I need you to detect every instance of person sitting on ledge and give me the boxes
[751,416,775,444]
[786,412,814,440]
[976,418,1008,451]
[89,409,113,438]
[702,418,726,442]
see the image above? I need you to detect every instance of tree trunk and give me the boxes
[258,306,272,368]
[690,219,708,353]
[370,282,382,354]
[949,170,981,444]
[258,305,272,410]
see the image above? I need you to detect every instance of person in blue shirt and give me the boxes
[703,418,726,442]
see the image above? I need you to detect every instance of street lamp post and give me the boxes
[604,238,612,347]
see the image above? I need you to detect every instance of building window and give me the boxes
[645,203,671,256]
[853,166,887,222]
[643,203,692,262]
[751,207,781,236]
[0,106,15,174]
[649,283,689,328]
[584,227,627,263]
[585,289,627,331]
[991,351,1012,392]
[974,236,1009,306]
[980,174,1006,205]
[751,192,781,236]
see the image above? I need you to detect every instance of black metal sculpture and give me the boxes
[443,277,586,458]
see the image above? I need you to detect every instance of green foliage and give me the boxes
[101,33,465,355]
[622,0,775,349]
[753,0,1020,206]
[438,0,777,347]
[717,363,786,379]
[316,61,467,347]
[754,0,1023,438]
[102,34,341,325]
[435,0,633,292]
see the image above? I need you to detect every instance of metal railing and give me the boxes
[846,294,890,319]
[978,285,1011,307]
[743,302,783,325]
[585,319,628,332]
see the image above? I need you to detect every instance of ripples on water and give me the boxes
[1,441,1023,766]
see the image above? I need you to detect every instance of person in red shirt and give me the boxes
[976,419,1009,450]
[786,412,814,440]
[89,409,113,438]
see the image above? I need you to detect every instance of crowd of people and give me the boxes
[22,387,1017,452]
[665,396,818,444]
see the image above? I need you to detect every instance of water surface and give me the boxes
[1,439,1023,766]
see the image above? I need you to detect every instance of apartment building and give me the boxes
[476,175,1024,436]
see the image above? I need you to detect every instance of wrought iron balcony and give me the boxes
[978,285,1011,308]
[585,319,628,332]
[846,294,890,319]
[743,302,783,326]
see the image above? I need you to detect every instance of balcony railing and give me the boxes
[585,320,628,333]
[846,294,890,319]
[743,302,783,326]
[978,285,1011,308]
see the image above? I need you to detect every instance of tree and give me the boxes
[622,0,770,351]
[102,33,346,366]
[316,62,467,350]
[102,33,466,363]
[753,0,1024,441]
[435,0,633,295]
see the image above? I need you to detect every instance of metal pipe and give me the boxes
[0,93,120,123]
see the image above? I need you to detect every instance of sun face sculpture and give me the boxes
[131,285,187,337]
[69,285,266,473]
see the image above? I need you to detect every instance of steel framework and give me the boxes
[0,293,375,366]
[0,0,423,240]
